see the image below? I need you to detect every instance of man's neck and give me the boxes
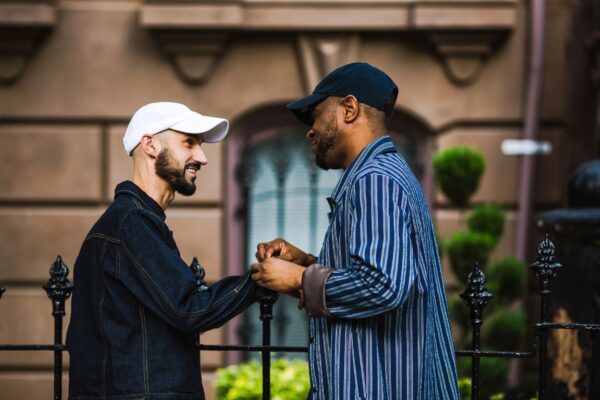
[132,171,175,210]
[342,131,385,169]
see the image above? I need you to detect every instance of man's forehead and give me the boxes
[161,129,204,142]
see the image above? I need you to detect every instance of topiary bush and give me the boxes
[486,257,526,304]
[467,204,506,245]
[215,358,310,400]
[433,146,486,208]
[459,357,508,400]
[482,309,527,351]
[445,231,496,281]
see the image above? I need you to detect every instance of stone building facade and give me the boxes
[0,0,596,399]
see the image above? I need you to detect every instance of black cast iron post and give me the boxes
[259,293,278,400]
[460,262,492,400]
[190,257,209,293]
[0,285,5,299]
[530,235,562,400]
[190,257,209,365]
[43,255,73,400]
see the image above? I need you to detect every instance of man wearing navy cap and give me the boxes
[251,63,460,399]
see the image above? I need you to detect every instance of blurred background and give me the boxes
[1,0,599,399]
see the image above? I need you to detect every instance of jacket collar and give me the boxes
[329,135,397,208]
[115,181,167,221]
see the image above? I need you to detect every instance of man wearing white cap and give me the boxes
[67,102,263,399]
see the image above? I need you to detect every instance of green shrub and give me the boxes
[487,257,526,304]
[448,292,470,329]
[467,204,506,244]
[458,376,472,400]
[458,357,508,399]
[445,231,495,282]
[433,147,486,208]
[482,309,527,350]
[215,358,310,400]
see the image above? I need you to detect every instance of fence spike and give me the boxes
[531,234,562,400]
[530,234,562,286]
[460,262,493,311]
[43,255,73,317]
[0,286,5,299]
[189,257,209,292]
[460,262,492,400]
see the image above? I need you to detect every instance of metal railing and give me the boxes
[1,235,599,400]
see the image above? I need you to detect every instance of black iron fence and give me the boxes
[1,235,599,400]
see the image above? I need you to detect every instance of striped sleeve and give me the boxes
[324,173,418,318]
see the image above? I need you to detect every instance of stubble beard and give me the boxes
[314,114,341,170]
[155,148,197,196]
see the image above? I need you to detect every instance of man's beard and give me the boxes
[155,148,197,196]
[314,115,340,170]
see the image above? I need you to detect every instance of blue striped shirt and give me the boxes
[307,136,459,399]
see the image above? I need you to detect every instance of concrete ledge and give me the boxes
[0,3,56,27]
[140,0,516,31]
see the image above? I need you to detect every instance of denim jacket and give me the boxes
[67,181,261,399]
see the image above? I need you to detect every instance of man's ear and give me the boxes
[139,134,161,158]
[342,95,359,123]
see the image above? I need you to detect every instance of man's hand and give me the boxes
[255,238,316,266]
[251,258,304,295]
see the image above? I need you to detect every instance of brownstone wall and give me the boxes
[0,0,578,398]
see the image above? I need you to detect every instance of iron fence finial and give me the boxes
[530,234,562,284]
[43,255,73,317]
[460,262,493,313]
[189,257,209,292]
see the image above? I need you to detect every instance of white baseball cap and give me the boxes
[123,102,229,155]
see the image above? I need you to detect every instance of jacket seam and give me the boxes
[117,189,161,217]
[120,242,248,318]
[99,239,109,396]
[139,303,150,394]
[88,232,120,244]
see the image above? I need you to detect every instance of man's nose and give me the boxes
[193,145,208,165]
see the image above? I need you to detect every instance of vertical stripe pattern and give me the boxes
[308,136,459,399]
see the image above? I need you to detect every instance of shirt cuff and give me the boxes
[301,264,333,317]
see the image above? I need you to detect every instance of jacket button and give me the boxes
[312,386,318,393]
[309,336,314,343]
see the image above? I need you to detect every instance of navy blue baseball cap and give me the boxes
[287,62,398,125]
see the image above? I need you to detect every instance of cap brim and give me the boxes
[170,112,229,143]
[286,93,327,125]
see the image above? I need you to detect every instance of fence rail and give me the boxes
[0,235,598,400]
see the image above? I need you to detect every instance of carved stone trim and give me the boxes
[427,32,509,86]
[297,34,361,94]
[140,0,517,86]
[148,30,232,85]
[0,2,56,85]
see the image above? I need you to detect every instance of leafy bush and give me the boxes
[445,231,495,281]
[458,377,472,400]
[467,204,506,244]
[448,292,470,329]
[459,357,508,399]
[482,309,527,350]
[487,257,526,304]
[433,147,486,207]
[215,358,310,400]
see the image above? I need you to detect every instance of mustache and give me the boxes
[185,162,202,172]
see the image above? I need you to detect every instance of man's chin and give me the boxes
[172,182,197,196]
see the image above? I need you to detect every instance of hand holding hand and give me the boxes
[255,238,316,266]
[251,258,304,295]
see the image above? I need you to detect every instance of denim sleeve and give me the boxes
[114,208,260,334]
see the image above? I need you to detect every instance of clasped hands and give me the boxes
[250,238,316,296]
